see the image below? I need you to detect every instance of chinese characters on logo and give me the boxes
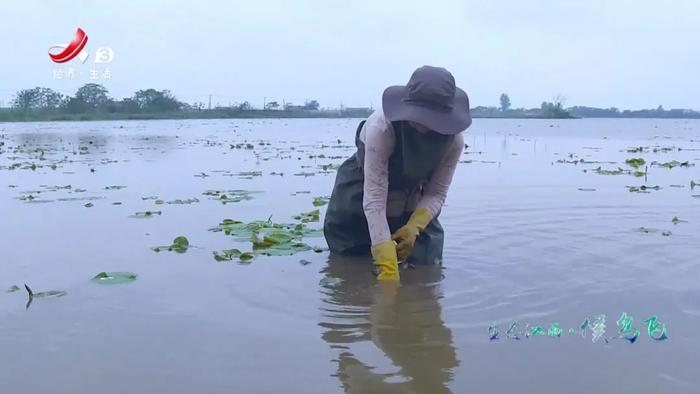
[52,67,112,81]
[489,312,667,344]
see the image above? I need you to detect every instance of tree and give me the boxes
[112,98,140,113]
[236,101,252,111]
[64,97,87,113]
[265,101,279,110]
[12,87,64,111]
[12,88,41,111]
[132,89,181,112]
[499,93,511,111]
[303,100,320,110]
[75,83,110,110]
[540,95,571,118]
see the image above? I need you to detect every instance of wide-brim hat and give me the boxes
[382,65,471,135]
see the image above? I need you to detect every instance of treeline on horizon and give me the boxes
[1,85,699,122]
[474,93,700,119]
[0,84,365,122]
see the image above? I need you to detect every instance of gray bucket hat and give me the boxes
[382,66,471,135]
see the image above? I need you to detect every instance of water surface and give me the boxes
[1,118,699,393]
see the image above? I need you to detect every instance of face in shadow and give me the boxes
[319,254,458,394]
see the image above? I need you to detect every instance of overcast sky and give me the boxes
[2,0,699,109]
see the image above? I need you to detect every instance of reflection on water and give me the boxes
[320,255,457,393]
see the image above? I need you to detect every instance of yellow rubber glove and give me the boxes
[371,240,400,281]
[391,208,433,262]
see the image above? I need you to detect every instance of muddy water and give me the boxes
[1,118,699,393]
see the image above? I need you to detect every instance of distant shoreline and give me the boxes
[3,109,700,124]
[0,110,572,123]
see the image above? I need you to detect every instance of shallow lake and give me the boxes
[1,117,699,393]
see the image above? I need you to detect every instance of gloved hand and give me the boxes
[391,208,432,262]
[371,240,400,281]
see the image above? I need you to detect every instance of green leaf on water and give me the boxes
[592,166,625,175]
[672,216,687,225]
[92,271,138,284]
[239,252,255,262]
[294,172,316,177]
[165,198,199,205]
[6,285,20,293]
[203,189,261,204]
[235,171,262,178]
[256,243,313,256]
[318,163,340,172]
[312,196,330,207]
[130,211,162,218]
[627,185,661,193]
[152,236,190,253]
[210,218,322,258]
[295,223,324,238]
[171,236,189,252]
[625,158,646,169]
[652,160,694,169]
[84,202,94,207]
[252,234,279,249]
[293,209,320,223]
[213,248,242,262]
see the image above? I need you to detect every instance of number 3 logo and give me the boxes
[94,47,114,64]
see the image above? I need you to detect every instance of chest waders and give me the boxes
[323,120,453,265]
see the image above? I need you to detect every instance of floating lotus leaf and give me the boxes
[312,196,330,207]
[152,236,189,253]
[130,211,162,218]
[625,158,646,169]
[293,209,320,223]
[92,271,138,284]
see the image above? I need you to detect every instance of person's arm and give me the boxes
[416,133,464,216]
[362,111,400,280]
[391,133,464,262]
[362,111,395,246]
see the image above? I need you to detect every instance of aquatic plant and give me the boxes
[293,209,320,223]
[625,158,646,169]
[152,236,190,253]
[312,196,330,207]
[130,211,162,218]
[626,185,661,193]
[212,248,255,263]
[92,272,138,284]
[672,216,687,225]
[592,166,625,175]
[652,160,693,169]
[203,189,260,204]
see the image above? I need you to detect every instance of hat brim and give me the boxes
[382,85,472,135]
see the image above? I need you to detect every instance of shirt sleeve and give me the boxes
[361,110,395,246]
[416,133,464,217]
